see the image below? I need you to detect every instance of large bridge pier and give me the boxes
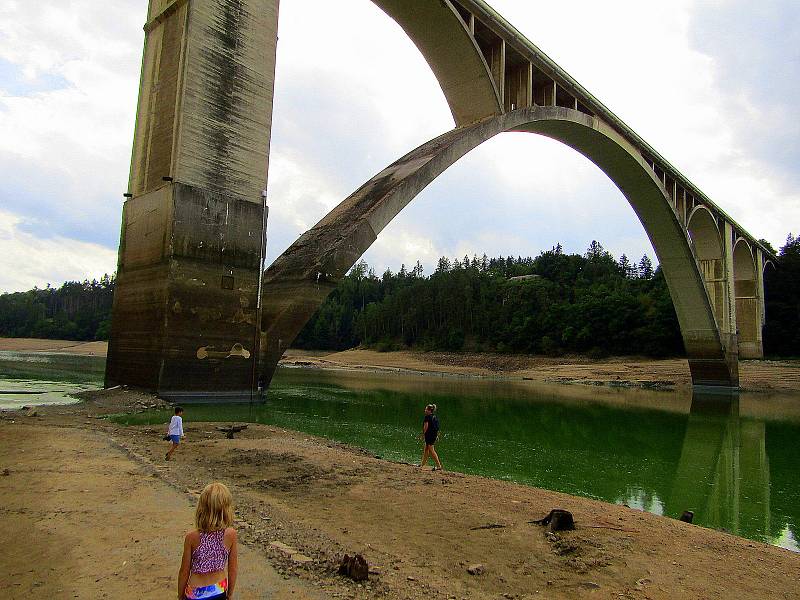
[105,0,278,400]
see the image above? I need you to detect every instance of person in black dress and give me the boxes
[420,403,443,471]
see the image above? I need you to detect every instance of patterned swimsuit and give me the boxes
[184,530,230,599]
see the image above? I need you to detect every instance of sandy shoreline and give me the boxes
[1,389,798,599]
[2,337,799,395]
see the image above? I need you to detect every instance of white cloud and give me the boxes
[365,226,443,274]
[0,210,117,292]
[0,0,797,291]
[0,0,141,254]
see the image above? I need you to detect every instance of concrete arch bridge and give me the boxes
[105,0,775,400]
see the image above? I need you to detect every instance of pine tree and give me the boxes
[618,254,637,279]
[586,240,606,259]
[638,255,654,279]
[435,257,451,274]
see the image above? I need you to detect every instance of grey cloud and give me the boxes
[0,158,123,248]
[689,0,800,186]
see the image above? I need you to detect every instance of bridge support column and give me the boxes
[722,223,738,346]
[688,222,740,387]
[753,248,766,358]
[733,243,766,360]
[717,222,740,382]
[106,183,266,399]
[105,0,279,400]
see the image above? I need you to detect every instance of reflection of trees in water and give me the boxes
[764,423,800,547]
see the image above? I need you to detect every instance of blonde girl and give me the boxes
[178,482,238,600]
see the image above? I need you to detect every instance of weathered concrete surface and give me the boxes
[106,0,278,399]
[129,0,279,203]
[259,107,737,389]
[106,183,264,399]
[371,0,502,125]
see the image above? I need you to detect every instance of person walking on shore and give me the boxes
[166,406,185,461]
[420,403,443,471]
[178,482,239,600]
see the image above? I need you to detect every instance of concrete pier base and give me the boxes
[106,183,264,401]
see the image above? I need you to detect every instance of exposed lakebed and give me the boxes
[3,350,798,552]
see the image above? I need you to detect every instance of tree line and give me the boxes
[763,234,800,356]
[295,236,800,358]
[0,235,797,357]
[294,243,682,357]
[0,275,114,341]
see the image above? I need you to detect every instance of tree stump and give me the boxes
[530,509,575,532]
[215,425,248,439]
[338,554,369,581]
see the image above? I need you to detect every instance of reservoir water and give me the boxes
[2,351,798,552]
[0,351,104,409]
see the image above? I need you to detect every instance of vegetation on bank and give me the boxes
[0,275,114,341]
[0,235,797,357]
[763,234,800,357]
[294,243,682,357]
[295,236,800,358]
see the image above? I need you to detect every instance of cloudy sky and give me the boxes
[1,0,798,292]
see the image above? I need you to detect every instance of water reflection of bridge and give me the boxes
[668,393,771,545]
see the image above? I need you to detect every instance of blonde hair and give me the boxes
[426,404,437,412]
[195,482,234,532]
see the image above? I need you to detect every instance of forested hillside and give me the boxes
[0,235,797,358]
[0,275,114,341]
[764,234,800,357]
[294,243,683,357]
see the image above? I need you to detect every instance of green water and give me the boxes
[2,351,798,551]
[0,351,104,408]
[116,367,800,552]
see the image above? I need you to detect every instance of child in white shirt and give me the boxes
[166,406,185,461]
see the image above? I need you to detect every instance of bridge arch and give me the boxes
[733,239,760,358]
[687,206,726,326]
[259,106,736,388]
[369,0,502,125]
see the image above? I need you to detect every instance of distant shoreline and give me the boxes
[2,337,798,396]
[0,337,107,356]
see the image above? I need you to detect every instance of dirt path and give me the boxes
[0,421,326,599]
[2,392,798,600]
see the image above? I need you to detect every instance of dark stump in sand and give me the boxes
[215,425,248,439]
[531,509,575,532]
[338,554,369,581]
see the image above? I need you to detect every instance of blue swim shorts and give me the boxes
[169,435,181,444]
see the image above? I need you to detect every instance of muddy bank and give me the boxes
[282,349,800,395]
[3,338,798,395]
[1,389,797,599]
[0,337,107,355]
